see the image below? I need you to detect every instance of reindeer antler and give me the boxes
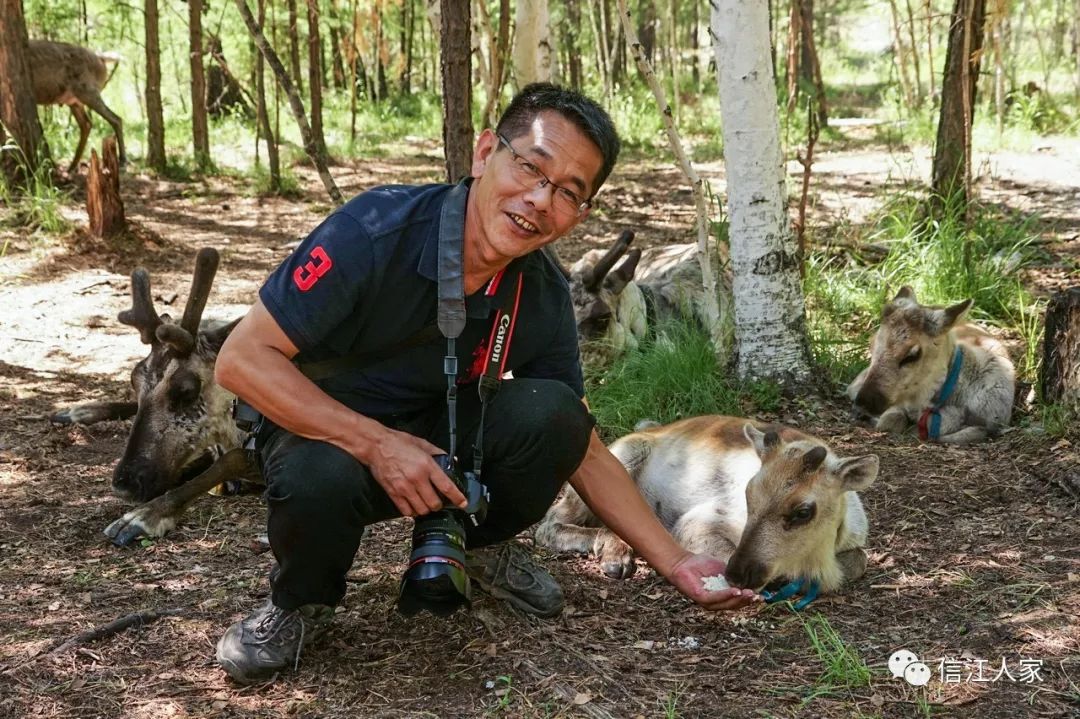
[582,230,635,291]
[180,248,220,336]
[118,268,162,344]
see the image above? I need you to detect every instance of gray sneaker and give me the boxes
[466,541,564,618]
[216,598,334,685]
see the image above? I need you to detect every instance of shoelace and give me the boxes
[252,606,309,672]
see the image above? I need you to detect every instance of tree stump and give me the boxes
[86,135,125,238]
[1041,287,1080,408]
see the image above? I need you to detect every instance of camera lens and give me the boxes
[397,511,472,617]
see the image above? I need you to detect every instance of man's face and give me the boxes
[467,111,604,265]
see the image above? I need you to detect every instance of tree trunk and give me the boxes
[235,0,344,204]
[931,0,987,209]
[306,0,327,161]
[329,0,346,89]
[711,0,812,381]
[402,0,416,94]
[440,0,473,182]
[564,0,582,89]
[514,0,552,85]
[87,137,126,238]
[888,0,916,108]
[904,0,923,103]
[0,0,47,185]
[798,0,829,126]
[189,0,211,170]
[145,0,166,172]
[1041,287,1080,409]
[589,0,612,99]
[287,0,304,93]
[256,0,281,190]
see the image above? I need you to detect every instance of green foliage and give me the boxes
[1040,403,1077,439]
[801,613,872,690]
[584,318,777,440]
[804,192,1044,385]
[0,138,70,235]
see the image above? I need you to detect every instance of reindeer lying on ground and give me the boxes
[52,249,255,544]
[536,416,879,602]
[561,231,731,366]
[847,287,1015,444]
[28,39,125,172]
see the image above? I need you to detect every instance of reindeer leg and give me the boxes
[671,502,739,563]
[836,547,869,583]
[535,486,603,554]
[68,104,93,173]
[77,89,125,168]
[50,401,137,425]
[105,448,259,546]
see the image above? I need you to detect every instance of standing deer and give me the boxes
[52,249,255,545]
[28,39,125,172]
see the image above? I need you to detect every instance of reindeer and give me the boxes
[561,231,732,365]
[28,39,125,172]
[847,287,1015,444]
[536,416,878,603]
[52,249,256,545]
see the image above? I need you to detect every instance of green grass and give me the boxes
[0,138,71,235]
[804,191,1044,385]
[584,317,779,439]
[802,613,872,692]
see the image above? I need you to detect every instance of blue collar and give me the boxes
[934,346,964,407]
[919,346,963,441]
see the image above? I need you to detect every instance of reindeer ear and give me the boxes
[832,454,879,491]
[894,286,916,301]
[802,445,828,473]
[605,248,641,294]
[200,317,241,354]
[943,298,973,328]
[744,423,780,457]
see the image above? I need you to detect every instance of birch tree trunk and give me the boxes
[513,0,552,85]
[711,0,812,381]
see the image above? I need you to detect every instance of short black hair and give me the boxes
[495,83,621,196]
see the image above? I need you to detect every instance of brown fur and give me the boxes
[848,287,1015,444]
[27,40,125,172]
[537,416,878,592]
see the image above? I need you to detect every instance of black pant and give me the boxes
[257,378,595,610]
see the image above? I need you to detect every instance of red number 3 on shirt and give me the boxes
[293,246,333,291]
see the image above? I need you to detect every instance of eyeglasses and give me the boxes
[497,134,593,216]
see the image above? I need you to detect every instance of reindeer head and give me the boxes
[853,286,973,417]
[725,425,879,592]
[561,230,645,365]
[112,249,241,503]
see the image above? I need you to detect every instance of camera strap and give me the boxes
[472,270,523,479]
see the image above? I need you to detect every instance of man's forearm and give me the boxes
[568,430,690,578]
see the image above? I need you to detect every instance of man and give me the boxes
[214,83,758,685]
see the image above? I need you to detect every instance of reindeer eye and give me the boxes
[785,502,816,529]
[168,371,202,408]
[899,346,922,366]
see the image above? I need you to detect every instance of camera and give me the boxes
[397,455,489,617]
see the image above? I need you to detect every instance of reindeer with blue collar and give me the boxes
[848,287,1015,444]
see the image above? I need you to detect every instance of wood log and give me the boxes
[86,136,125,238]
[1041,287,1080,408]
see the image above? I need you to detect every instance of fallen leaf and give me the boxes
[633,640,655,650]
[47,601,60,611]
[572,692,593,705]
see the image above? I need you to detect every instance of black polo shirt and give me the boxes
[259,182,584,419]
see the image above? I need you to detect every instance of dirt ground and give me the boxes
[1,137,1079,719]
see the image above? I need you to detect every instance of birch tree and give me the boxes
[711,0,811,381]
[513,0,552,85]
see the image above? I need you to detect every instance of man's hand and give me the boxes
[665,553,761,611]
[365,429,468,517]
